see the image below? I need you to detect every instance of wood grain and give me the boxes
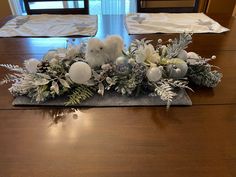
[0,15,235,54]
[0,105,235,177]
[0,14,236,177]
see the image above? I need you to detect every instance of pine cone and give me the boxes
[37,61,50,73]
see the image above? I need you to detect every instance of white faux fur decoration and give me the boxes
[104,35,124,61]
[85,35,124,68]
[85,38,108,68]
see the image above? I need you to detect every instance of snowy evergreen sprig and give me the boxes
[154,82,177,108]
[162,78,194,92]
[65,85,93,106]
[187,64,222,87]
[166,33,192,58]
[0,64,25,73]
[0,74,21,85]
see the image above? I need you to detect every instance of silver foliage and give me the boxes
[0,64,25,73]
[166,33,192,58]
[154,82,177,108]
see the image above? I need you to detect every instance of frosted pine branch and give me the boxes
[167,33,192,58]
[154,82,177,108]
[0,74,21,85]
[0,64,25,73]
[162,79,194,92]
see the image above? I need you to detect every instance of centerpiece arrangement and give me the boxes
[0,33,222,108]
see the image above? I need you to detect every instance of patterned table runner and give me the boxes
[0,14,97,37]
[125,13,229,34]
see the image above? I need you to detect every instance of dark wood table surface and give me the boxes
[0,14,236,177]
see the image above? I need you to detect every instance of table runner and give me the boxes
[125,13,229,34]
[12,89,192,107]
[0,14,97,37]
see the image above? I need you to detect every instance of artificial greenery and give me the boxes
[65,85,93,106]
[0,33,222,107]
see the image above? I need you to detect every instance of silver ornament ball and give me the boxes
[187,52,200,59]
[167,58,188,78]
[177,50,188,61]
[146,66,162,82]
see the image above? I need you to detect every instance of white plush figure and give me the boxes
[85,38,108,68]
[104,35,124,61]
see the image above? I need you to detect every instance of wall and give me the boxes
[198,0,208,12]
[0,0,12,19]
[144,0,195,8]
[141,0,236,15]
[206,0,236,15]
[233,4,236,16]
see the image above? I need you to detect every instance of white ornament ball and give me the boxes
[65,73,70,77]
[128,58,136,65]
[146,66,162,82]
[167,58,188,78]
[187,52,200,59]
[177,50,188,61]
[116,56,127,65]
[98,90,103,95]
[25,58,41,73]
[69,62,92,84]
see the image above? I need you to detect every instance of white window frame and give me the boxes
[8,0,24,15]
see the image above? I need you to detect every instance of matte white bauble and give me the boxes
[69,62,92,84]
[128,58,136,65]
[25,58,41,73]
[177,50,188,61]
[167,58,188,78]
[187,52,200,59]
[146,66,162,82]
[116,56,127,65]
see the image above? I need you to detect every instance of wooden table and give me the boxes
[0,15,236,177]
